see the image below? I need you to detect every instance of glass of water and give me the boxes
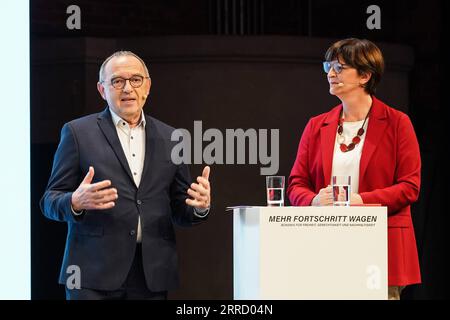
[332,175,351,206]
[266,176,285,207]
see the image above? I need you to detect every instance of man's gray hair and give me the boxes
[98,51,150,82]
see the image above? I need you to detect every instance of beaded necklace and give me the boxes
[337,106,371,152]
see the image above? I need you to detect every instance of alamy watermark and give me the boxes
[66,265,81,290]
[66,5,81,30]
[171,121,279,175]
[65,5,380,32]
[366,5,381,30]
[366,264,381,290]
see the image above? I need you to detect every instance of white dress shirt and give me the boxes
[110,108,146,242]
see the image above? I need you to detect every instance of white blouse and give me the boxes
[331,118,369,194]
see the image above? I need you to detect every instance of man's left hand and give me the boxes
[186,166,211,209]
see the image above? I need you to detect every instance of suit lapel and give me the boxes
[321,105,341,185]
[97,108,135,185]
[140,115,156,186]
[359,97,388,183]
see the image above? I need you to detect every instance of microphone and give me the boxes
[142,94,147,100]
[337,82,363,87]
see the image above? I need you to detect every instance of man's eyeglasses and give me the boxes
[323,61,350,74]
[102,75,149,90]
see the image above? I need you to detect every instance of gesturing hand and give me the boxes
[186,166,211,209]
[71,166,118,211]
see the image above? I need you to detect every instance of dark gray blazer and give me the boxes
[40,108,206,291]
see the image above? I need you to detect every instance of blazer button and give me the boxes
[130,230,136,236]
[136,200,142,205]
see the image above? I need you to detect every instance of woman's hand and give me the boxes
[311,185,333,206]
[350,193,363,205]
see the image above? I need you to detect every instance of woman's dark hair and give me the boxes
[325,38,385,95]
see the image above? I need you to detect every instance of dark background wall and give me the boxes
[31,0,447,299]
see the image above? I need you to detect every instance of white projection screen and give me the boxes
[0,0,31,299]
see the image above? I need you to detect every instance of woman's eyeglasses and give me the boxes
[323,61,350,74]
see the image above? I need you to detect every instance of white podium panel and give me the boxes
[233,206,387,300]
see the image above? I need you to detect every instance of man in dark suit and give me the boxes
[40,51,211,300]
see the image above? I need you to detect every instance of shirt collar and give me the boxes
[109,108,146,128]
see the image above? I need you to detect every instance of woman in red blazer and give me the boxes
[287,38,421,300]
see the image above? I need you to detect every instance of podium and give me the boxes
[233,206,387,300]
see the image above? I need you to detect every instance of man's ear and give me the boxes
[97,82,106,100]
[146,77,152,96]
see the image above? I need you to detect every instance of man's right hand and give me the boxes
[71,166,118,211]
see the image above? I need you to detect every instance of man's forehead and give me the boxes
[105,55,145,74]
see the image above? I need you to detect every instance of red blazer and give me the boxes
[287,96,421,286]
